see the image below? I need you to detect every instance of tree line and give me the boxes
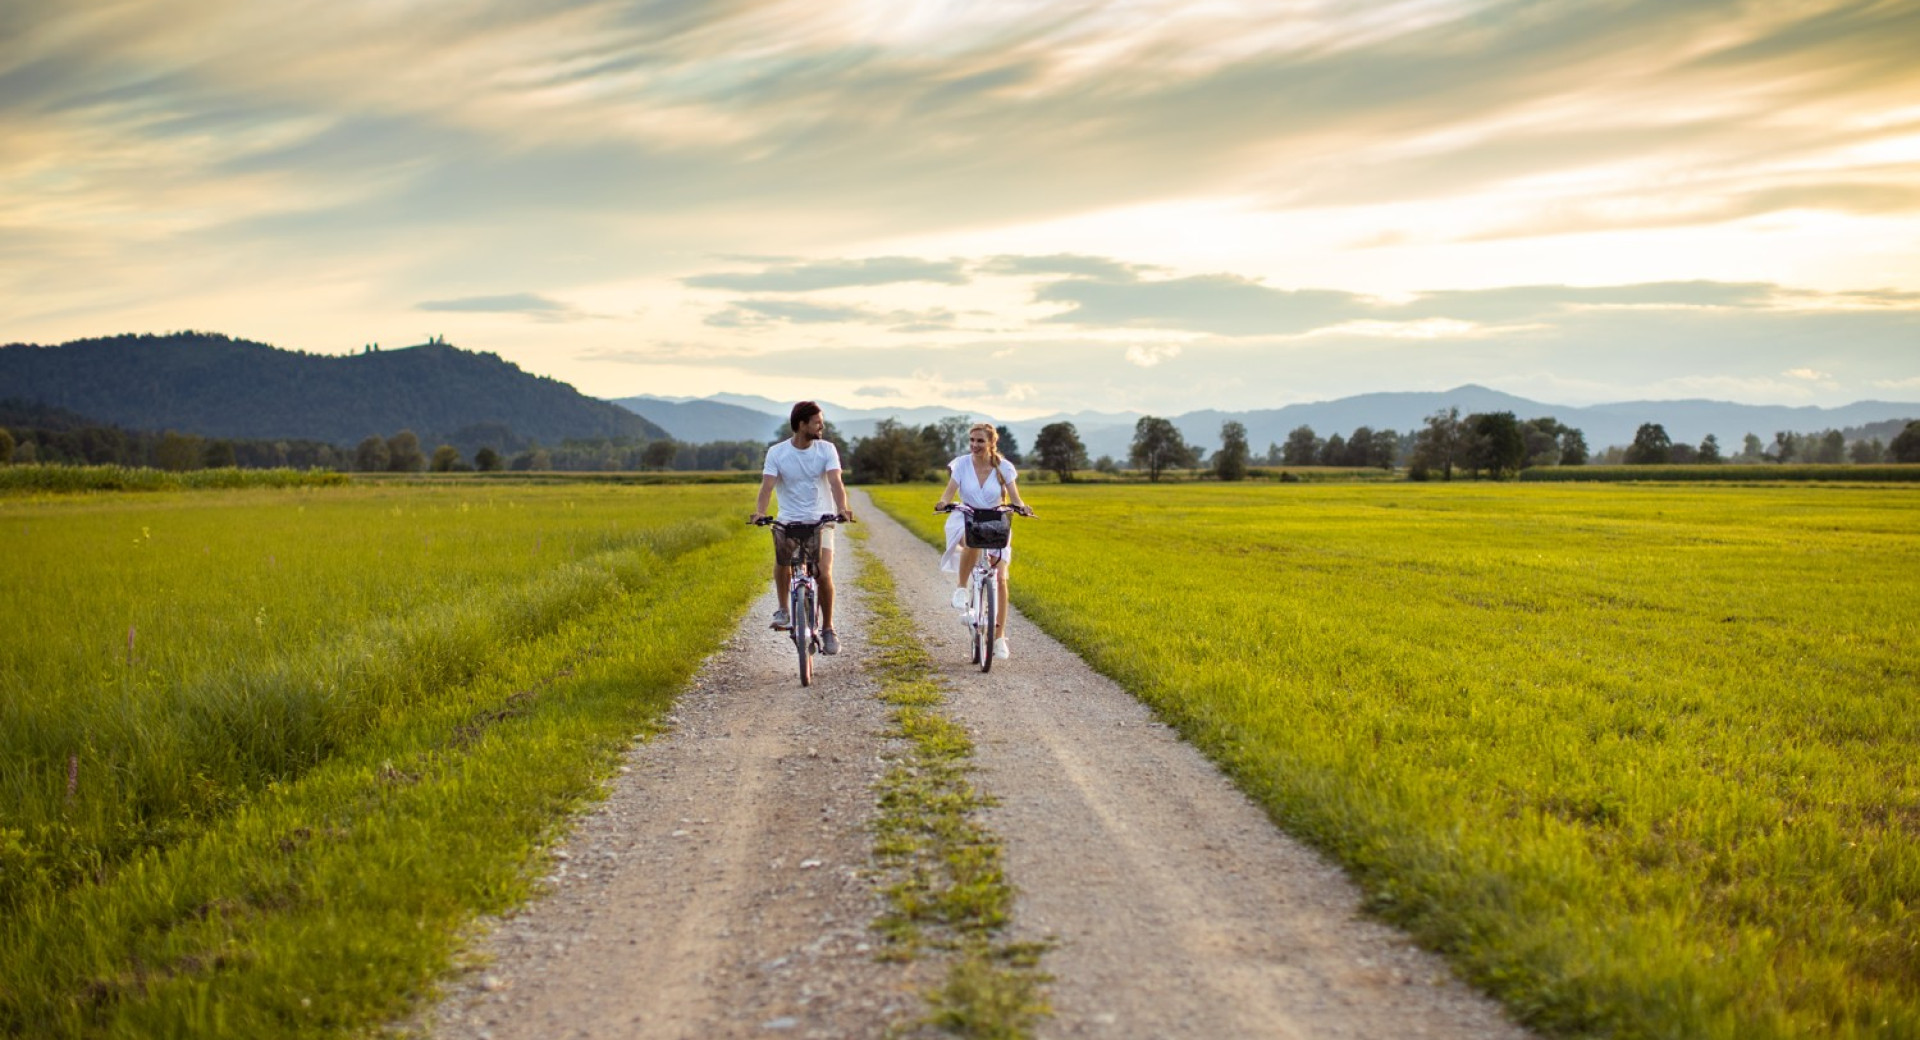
[4,401,1915,479]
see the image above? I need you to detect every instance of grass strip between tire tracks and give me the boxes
[850,527,1050,1039]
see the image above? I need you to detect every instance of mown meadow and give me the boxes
[1,482,765,1037]
[869,481,1919,1039]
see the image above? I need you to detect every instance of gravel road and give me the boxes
[419,491,1533,1039]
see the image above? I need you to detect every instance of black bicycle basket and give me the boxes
[774,521,825,563]
[963,509,1011,549]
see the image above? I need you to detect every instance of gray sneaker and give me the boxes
[771,607,791,630]
[821,630,840,655]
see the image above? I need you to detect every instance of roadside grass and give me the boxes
[866,481,1920,1040]
[0,484,765,1037]
[1519,463,1920,483]
[851,527,1050,1039]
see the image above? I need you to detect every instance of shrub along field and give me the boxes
[0,483,764,1037]
[869,481,1919,1040]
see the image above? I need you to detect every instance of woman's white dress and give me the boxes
[941,456,1017,574]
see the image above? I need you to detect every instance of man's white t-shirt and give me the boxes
[762,438,842,522]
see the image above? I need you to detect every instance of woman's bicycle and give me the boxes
[750,513,845,686]
[936,502,1033,673]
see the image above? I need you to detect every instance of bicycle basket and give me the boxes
[773,521,824,563]
[963,510,1011,550]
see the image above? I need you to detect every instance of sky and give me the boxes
[4,0,1919,420]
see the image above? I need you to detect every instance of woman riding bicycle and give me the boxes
[934,423,1033,660]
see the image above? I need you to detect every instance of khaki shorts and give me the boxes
[773,521,835,562]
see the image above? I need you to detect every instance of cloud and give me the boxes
[416,293,579,319]
[977,254,1152,280]
[685,257,970,292]
[1786,367,1833,381]
[705,299,958,329]
[1125,343,1182,367]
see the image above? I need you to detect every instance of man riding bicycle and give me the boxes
[751,401,855,654]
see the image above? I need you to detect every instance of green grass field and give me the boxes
[868,481,1920,1039]
[1,483,764,1037]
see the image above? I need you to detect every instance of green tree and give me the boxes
[1520,417,1564,468]
[850,418,929,483]
[430,444,462,472]
[387,430,426,472]
[1466,412,1525,478]
[1281,425,1319,466]
[995,425,1022,464]
[1032,422,1088,482]
[1849,438,1884,464]
[1559,427,1589,466]
[203,440,237,468]
[1770,431,1797,463]
[1698,434,1723,464]
[1891,421,1920,463]
[0,427,13,464]
[1410,407,1462,480]
[473,446,502,472]
[1129,416,1195,482]
[1740,433,1766,462]
[1369,428,1401,469]
[1815,429,1846,464]
[154,431,204,472]
[1625,423,1672,465]
[1214,420,1250,481]
[642,439,680,470]
[1318,432,1347,467]
[355,435,390,472]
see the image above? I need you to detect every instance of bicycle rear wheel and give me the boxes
[792,584,814,686]
[979,573,997,674]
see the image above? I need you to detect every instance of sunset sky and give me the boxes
[5,0,1918,418]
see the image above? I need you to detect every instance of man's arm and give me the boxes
[753,473,778,519]
[826,468,854,521]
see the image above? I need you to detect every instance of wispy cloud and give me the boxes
[685,257,970,292]
[416,293,577,319]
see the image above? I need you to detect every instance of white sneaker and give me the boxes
[993,637,1010,660]
[950,587,969,609]
[771,607,790,630]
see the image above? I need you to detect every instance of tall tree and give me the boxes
[850,418,929,483]
[1891,421,1920,463]
[1849,438,1884,464]
[1740,433,1766,462]
[387,429,426,472]
[202,439,237,468]
[474,446,503,472]
[1033,422,1088,483]
[1698,433,1723,464]
[642,439,679,470]
[1281,424,1319,466]
[1214,420,1250,481]
[995,425,1022,464]
[1558,428,1589,466]
[1130,416,1195,482]
[153,431,204,472]
[1466,411,1526,478]
[1318,432,1347,467]
[1625,423,1673,465]
[1411,407,1462,480]
[430,444,463,472]
[355,435,390,472]
[1815,429,1846,464]
[1770,430,1797,463]
[0,427,12,464]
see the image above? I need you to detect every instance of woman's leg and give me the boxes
[956,547,979,592]
[994,558,1011,637]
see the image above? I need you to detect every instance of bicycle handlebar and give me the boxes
[936,503,1036,518]
[748,513,848,526]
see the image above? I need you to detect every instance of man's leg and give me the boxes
[817,547,835,629]
[772,559,792,626]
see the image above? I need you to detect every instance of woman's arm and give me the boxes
[935,476,960,509]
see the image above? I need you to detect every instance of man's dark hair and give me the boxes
[790,400,821,432]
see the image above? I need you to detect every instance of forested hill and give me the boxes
[0,332,666,447]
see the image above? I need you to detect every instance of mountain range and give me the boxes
[616,389,1920,461]
[3,333,1912,460]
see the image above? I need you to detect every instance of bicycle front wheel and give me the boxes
[792,584,814,686]
[979,574,997,674]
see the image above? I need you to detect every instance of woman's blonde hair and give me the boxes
[969,422,1006,499]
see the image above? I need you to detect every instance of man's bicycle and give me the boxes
[750,513,844,686]
[936,502,1033,673]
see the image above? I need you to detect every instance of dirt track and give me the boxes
[421,491,1532,1039]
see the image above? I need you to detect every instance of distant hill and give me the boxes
[610,396,786,445]
[0,332,667,448]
